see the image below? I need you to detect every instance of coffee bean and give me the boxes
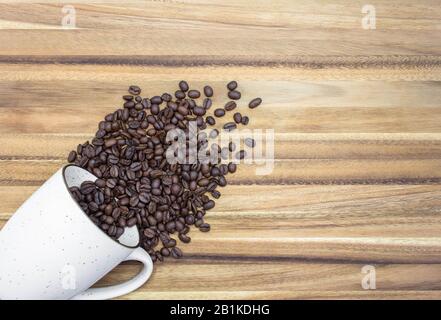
[151,96,162,105]
[171,247,183,259]
[224,101,237,111]
[179,81,189,92]
[245,138,256,148]
[80,181,96,195]
[223,122,237,132]
[105,138,117,148]
[193,106,206,116]
[203,200,215,210]
[227,81,237,91]
[144,228,156,239]
[175,90,186,100]
[95,179,106,188]
[236,150,246,160]
[214,108,225,117]
[241,116,249,125]
[68,151,77,163]
[110,165,119,178]
[129,85,141,95]
[249,98,262,109]
[211,190,221,199]
[233,112,242,124]
[160,247,170,257]
[228,90,241,100]
[199,223,211,232]
[206,116,216,126]
[127,217,137,227]
[203,98,212,109]
[178,233,191,243]
[187,90,200,99]
[106,179,117,189]
[203,85,213,97]
[228,162,237,173]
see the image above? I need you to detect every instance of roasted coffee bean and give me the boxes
[175,90,186,100]
[223,122,237,132]
[199,223,211,232]
[203,98,212,109]
[249,97,262,109]
[227,81,237,91]
[228,90,241,100]
[160,247,170,257]
[214,108,225,117]
[209,129,219,139]
[203,85,213,97]
[187,90,200,99]
[233,112,242,124]
[241,115,249,125]
[80,181,96,195]
[245,138,256,148]
[95,179,106,188]
[127,217,137,227]
[151,96,162,105]
[144,228,156,239]
[211,190,221,199]
[224,101,237,111]
[171,247,183,259]
[206,116,216,125]
[228,162,237,173]
[68,151,77,163]
[203,200,215,210]
[178,233,191,243]
[129,85,141,95]
[105,138,117,148]
[179,80,189,92]
[193,106,206,116]
[236,150,246,160]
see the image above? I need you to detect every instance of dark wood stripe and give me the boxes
[125,254,441,265]
[2,178,441,186]
[0,55,440,68]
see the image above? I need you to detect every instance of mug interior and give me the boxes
[63,164,140,249]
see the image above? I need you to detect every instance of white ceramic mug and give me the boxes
[0,164,153,300]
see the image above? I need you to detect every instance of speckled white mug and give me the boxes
[0,164,153,300]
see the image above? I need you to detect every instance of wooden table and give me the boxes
[1,0,441,299]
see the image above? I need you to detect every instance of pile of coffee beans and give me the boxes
[67,81,261,262]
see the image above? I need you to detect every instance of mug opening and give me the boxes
[62,164,141,249]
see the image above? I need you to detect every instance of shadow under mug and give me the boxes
[0,164,153,300]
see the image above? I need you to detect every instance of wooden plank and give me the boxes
[3,134,441,160]
[93,262,441,292]
[2,184,441,238]
[4,105,441,134]
[2,159,441,185]
[1,216,441,263]
[0,1,440,56]
[1,79,440,109]
[1,64,441,82]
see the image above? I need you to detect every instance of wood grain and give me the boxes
[0,0,441,299]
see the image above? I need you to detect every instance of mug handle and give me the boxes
[71,247,153,300]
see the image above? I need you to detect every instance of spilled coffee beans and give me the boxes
[67,81,262,262]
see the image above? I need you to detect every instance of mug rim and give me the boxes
[62,164,141,250]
